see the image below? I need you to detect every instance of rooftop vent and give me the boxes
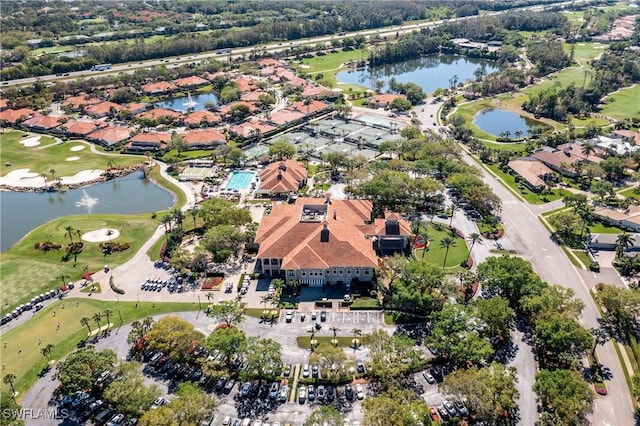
[320,221,329,242]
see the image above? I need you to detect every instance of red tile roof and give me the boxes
[130,132,171,144]
[233,77,256,92]
[258,160,308,194]
[0,99,8,110]
[256,198,385,269]
[370,93,405,107]
[136,108,182,120]
[0,108,35,124]
[141,81,177,94]
[85,101,123,117]
[61,94,102,109]
[60,119,103,136]
[23,114,67,130]
[268,109,305,126]
[88,125,131,146]
[183,110,222,127]
[182,129,225,147]
[229,120,276,138]
[174,76,209,87]
[287,99,329,115]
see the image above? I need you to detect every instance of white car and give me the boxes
[285,311,293,322]
[302,363,310,378]
[298,385,307,403]
[355,384,365,400]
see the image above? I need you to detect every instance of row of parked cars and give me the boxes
[1,289,59,325]
[297,383,364,404]
[61,387,136,426]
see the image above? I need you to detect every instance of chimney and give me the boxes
[385,219,400,236]
[333,210,337,220]
[320,221,329,242]
[277,172,282,180]
[324,193,332,205]
[279,161,287,171]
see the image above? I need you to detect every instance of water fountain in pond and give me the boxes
[75,189,98,212]
[183,92,197,109]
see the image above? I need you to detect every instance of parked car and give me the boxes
[107,413,125,426]
[326,386,335,401]
[268,382,279,399]
[278,386,289,402]
[356,359,365,374]
[150,397,164,409]
[283,364,292,377]
[298,386,307,404]
[344,384,354,401]
[443,401,457,418]
[423,370,436,384]
[311,364,319,378]
[302,364,310,378]
[320,311,327,322]
[437,406,450,421]
[241,382,252,397]
[355,384,364,400]
[454,400,468,416]
[307,385,315,401]
[223,379,236,394]
[317,385,326,401]
[285,311,293,322]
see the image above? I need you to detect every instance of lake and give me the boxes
[157,92,218,112]
[336,54,499,94]
[473,109,538,138]
[0,171,174,251]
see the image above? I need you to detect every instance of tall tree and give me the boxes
[80,317,91,334]
[104,361,161,416]
[305,406,343,426]
[240,337,282,381]
[41,343,55,362]
[3,373,17,398]
[439,236,457,269]
[362,388,432,426]
[144,316,205,362]
[533,369,594,426]
[466,232,482,263]
[208,300,245,328]
[204,327,246,366]
[56,349,117,394]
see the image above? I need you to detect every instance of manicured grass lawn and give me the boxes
[0,131,142,180]
[300,49,367,74]
[0,214,159,314]
[486,163,569,204]
[350,297,381,309]
[481,140,527,153]
[0,299,200,397]
[587,221,622,234]
[80,282,102,293]
[412,223,467,269]
[572,249,592,269]
[600,85,640,122]
[617,185,640,198]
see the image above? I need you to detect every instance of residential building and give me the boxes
[174,76,209,88]
[182,129,226,149]
[530,142,601,177]
[56,119,104,137]
[368,94,406,109]
[87,125,131,148]
[85,101,123,118]
[588,233,640,252]
[141,81,177,95]
[136,108,182,122]
[256,160,308,197]
[0,108,35,125]
[593,205,640,232]
[126,132,170,152]
[507,158,554,192]
[61,94,102,111]
[22,114,67,132]
[255,197,410,286]
[183,110,221,128]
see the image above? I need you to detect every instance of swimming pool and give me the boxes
[225,171,256,191]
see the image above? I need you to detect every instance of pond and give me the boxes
[157,92,218,113]
[473,109,539,138]
[336,54,499,94]
[0,171,174,251]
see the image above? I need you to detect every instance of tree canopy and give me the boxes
[144,316,205,362]
[103,361,161,416]
[56,348,117,395]
[533,369,594,426]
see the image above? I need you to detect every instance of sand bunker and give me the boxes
[70,145,85,152]
[0,169,45,188]
[59,169,103,185]
[20,136,41,147]
[82,228,120,243]
[299,64,310,69]
[66,156,80,161]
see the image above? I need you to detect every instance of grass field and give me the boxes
[587,221,622,234]
[0,299,200,397]
[0,131,142,180]
[298,49,370,94]
[600,85,640,122]
[0,214,159,314]
[412,223,467,269]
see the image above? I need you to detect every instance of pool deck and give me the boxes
[222,170,258,193]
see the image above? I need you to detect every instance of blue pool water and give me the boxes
[225,171,255,191]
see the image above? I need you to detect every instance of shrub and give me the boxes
[109,276,125,294]
[589,262,601,272]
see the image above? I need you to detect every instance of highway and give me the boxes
[1,0,592,88]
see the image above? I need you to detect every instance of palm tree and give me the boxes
[92,312,103,331]
[351,328,362,348]
[582,142,595,161]
[172,208,184,227]
[161,214,172,234]
[103,309,113,327]
[307,327,317,352]
[3,373,16,398]
[615,232,634,258]
[80,317,92,334]
[449,201,461,228]
[590,327,609,358]
[411,219,421,247]
[417,226,431,259]
[41,173,48,189]
[58,273,67,287]
[41,343,55,362]
[466,232,482,264]
[65,225,74,244]
[330,326,341,347]
[189,207,199,232]
[76,229,82,243]
[49,168,57,183]
[260,294,271,316]
[142,316,155,333]
[439,236,457,270]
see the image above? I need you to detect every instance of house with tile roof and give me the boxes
[0,108,35,125]
[182,129,226,149]
[257,160,308,197]
[0,99,8,111]
[183,110,222,128]
[61,94,102,110]
[229,120,277,139]
[255,196,410,286]
[593,204,640,233]
[126,132,170,152]
[141,81,177,95]
[369,94,407,108]
[85,101,123,118]
[507,158,555,192]
[136,108,182,122]
[87,125,131,148]
[530,142,602,177]
[56,119,104,137]
[22,114,68,131]
[174,76,209,88]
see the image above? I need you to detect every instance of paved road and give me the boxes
[458,149,634,426]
